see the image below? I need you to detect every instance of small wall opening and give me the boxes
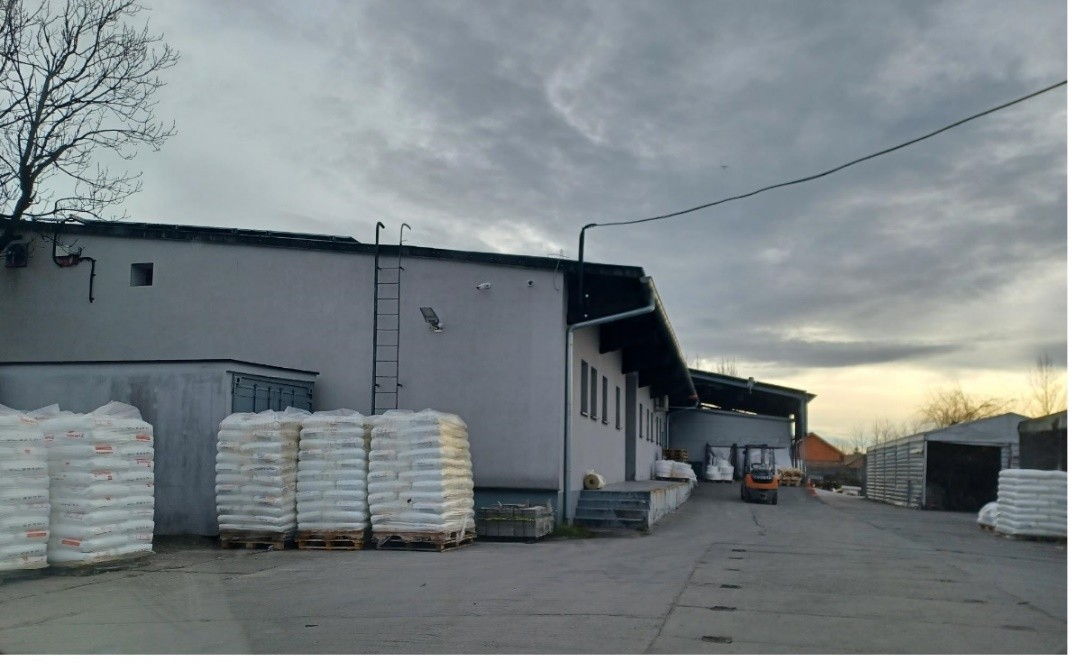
[130,263,154,287]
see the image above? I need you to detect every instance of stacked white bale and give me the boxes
[0,406,49,572]
[215,408,306,536]
[368,410,475,537]
[297,410,370,532]
[996,469,1067,539]
[45,402,155,565]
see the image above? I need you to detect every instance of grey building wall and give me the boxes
[669,409,794,467]
[0,233,567,494]
[570,325,628,512]
[0,360,316,535]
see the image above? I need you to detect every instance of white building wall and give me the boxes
[571,326,627,507]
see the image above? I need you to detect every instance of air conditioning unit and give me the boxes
[4,242,27,268]
[654,395,669,412]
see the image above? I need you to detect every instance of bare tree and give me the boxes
[0,0,177,251]
[918,385,1013,429]
[848,417,920,449]
[1025,354,1066,417]
[715,356,739,376]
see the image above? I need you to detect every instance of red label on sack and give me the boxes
[61,538,81,547]
[94,445,113,454]
[26,530,46,539]
[93,471,114,481]
[136,433,151,442]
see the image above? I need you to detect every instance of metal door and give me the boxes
[230,373,314,413]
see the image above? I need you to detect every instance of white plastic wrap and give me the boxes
[995,469,1066,538]
[0,405,49,572]
[977,501,999,529]
[215,408,306,534]
[43,402,155,565]
[297,410,371,532]
[368,410,475,536]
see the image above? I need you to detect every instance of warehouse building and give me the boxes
[0,219,696,533]
[865,413,1027,511]
[668,370,814,475]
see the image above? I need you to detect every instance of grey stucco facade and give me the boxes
[1,223,689,528]
[669,409,795,468]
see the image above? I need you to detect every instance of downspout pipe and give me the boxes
[562,276,656,524]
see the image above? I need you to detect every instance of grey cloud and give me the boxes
[114,0,1065,386]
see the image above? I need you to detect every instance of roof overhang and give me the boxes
[567,269,696,405]
[689,369,814,418]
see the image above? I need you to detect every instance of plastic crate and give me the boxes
[476,504,554,539]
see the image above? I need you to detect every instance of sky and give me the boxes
[49,1,1073,446]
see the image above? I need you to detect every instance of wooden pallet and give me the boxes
[49,552,152,576]
[662,449,689,463]
[218,530,293,551]
[296,531,368,550]
[373,529,476,552]
[978,524,995,533]
[0,564,48,585]
[998,531,1065,543]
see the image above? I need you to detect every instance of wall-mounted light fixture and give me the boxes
[420,306,443,332]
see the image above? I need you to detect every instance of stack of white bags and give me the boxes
[653,459,697,484]
[215,408,305,536]
[43,402,155,565]
[297,410,370,533]
[368,410,475,537]
[0,405,49,572]
[995,469,1067,539]
[705,461,734,482]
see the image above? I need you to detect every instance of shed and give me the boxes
[1017,411,1067,471]
[865,413,1027,511]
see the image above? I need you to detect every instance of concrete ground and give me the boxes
[0,483,1067,654]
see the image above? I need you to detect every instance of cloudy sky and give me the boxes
[109,1,1068,445]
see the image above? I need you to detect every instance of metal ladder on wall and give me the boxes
[370,222,411,415]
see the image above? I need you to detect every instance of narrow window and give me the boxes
[601,376,609,424]
[590,367,598,420]
[647,409,652,441]
[130,263,153,287]
[615,386,621,429]
[580,361,589,415]
[639,403,643,438]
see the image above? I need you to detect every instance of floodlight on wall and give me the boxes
[420,306,443,332]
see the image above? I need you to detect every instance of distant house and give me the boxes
[792,432,863,488]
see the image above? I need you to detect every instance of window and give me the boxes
[130,263,153,287]
[639,403,643,439]
[601,376,609,424]
[589,367,598,420]
[615,386,621,429]
[580,361,589,415]
[647,409,652,441]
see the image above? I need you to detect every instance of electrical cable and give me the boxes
[585,79,1066,231]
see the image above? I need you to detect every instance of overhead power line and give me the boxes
[576,79,1066,320]
[587,79,1067,231]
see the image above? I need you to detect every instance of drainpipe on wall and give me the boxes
[562,276,656,524]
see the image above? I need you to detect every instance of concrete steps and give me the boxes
[573,490,650,530]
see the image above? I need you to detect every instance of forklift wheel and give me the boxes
[771,495,778,505]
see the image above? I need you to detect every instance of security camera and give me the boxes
[476,282,492,290]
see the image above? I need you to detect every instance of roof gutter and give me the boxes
[562,276,656,524]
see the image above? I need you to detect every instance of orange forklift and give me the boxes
[738,444,779,505]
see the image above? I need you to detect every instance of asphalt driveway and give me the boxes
[0,482,1066,653]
